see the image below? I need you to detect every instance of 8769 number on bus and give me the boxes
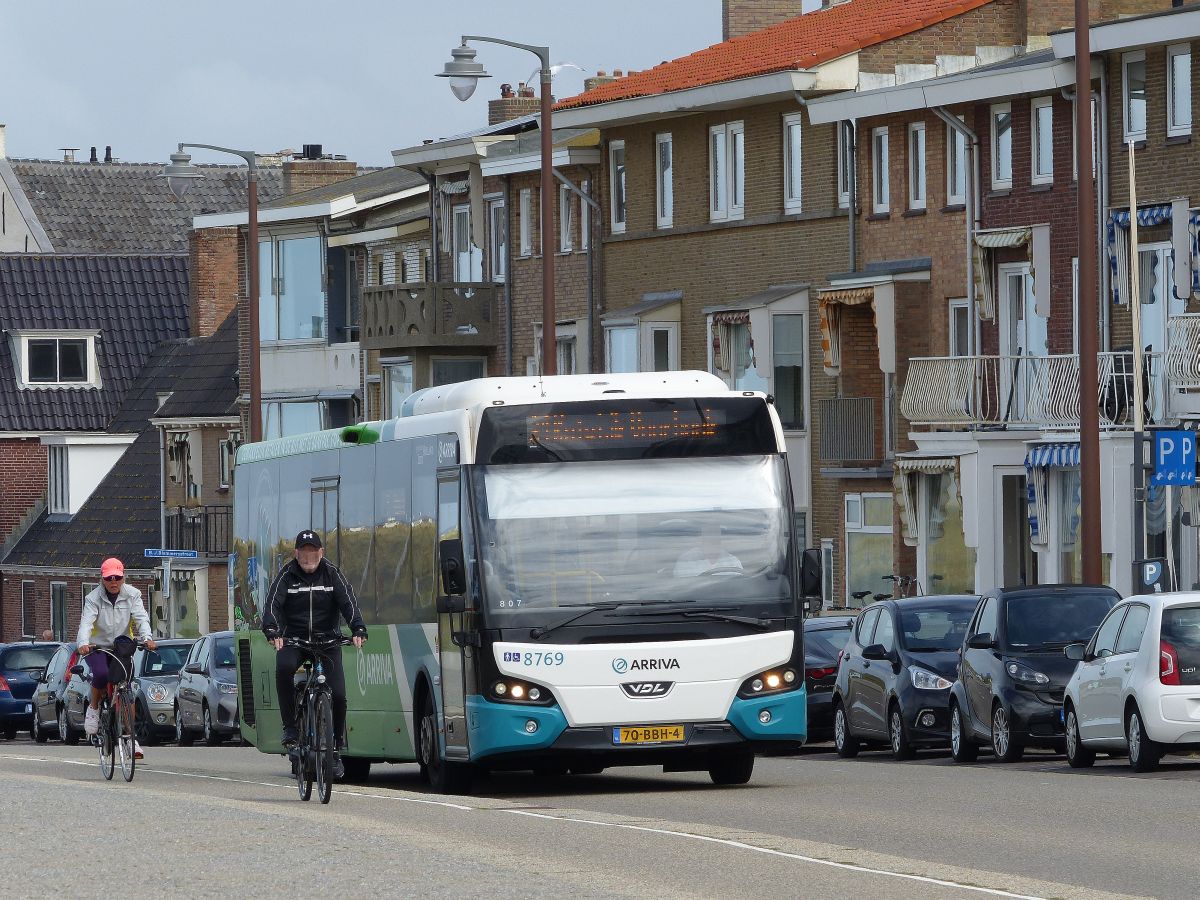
[503,651,566,666]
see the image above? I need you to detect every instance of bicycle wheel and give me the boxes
[296,695,313,802]
[117,691,137,782]
[98,700,115,781]
[314,691,335,804]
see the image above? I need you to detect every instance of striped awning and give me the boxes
[894,456,960,548]
[710,310,750,325]
[894,455,957,474]
[819,287,874,306]
[1110,204,1173,228]
[818,287,875,375]
[975,227,1031,249]
[1024,442,1080,469]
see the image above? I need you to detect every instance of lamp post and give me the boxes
[439,36,557,375]
[164,144,263,442]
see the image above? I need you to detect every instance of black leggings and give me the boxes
[276,645,347,740]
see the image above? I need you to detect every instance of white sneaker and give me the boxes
[133,741,144,760]
[83,707,99,736]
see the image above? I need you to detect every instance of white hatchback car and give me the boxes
[1062,592,1200,772]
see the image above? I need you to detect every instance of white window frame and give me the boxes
[518,188,532,257]
[50,582,68,642]
[991,102,1013,190]
[907,121,926,210]
[605,325,638,373]
[381,358,414,418]
[1124,50,1148,143]
[534,322,581,376]
[1071,257,1080,354]
[580,179,591,251]
[656,132,674,228]
[21,580,35,639]
[559,184,573,252]
[946,118,967,207]
[871,126,890,214]
[836,121,852,209]
[15,329,101,389]
[770,311,806,432]
[709,121,745,222]
[219,431,239,489]
[48,444,69,514]
[844,492,893,606]
[783,113,803,213]
[1031,96,1054,186]
[451,205,482,282]
[609,140,627,234]
[487,196,506,282]
[948,298,970,357]
[1168,44,1192,138]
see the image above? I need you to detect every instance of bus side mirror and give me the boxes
[801,548,822,598]
[439,538,467,596]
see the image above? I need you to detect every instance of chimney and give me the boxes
[104,145,113,163]
[722,0,806,41]
[0,125,7,160]
[188,226,240,338]
[583,70,619,92]
[282,145,357,195]
[60,148,78,163]
[90,146,98,163]
[488,81,542,125]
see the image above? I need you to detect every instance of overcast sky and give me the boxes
[0,0,735,167]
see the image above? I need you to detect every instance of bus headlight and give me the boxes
[491,679,554,706]
[738,668,800,699]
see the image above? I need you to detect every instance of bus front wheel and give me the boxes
[417,689,473,795]
[708,751,754,785]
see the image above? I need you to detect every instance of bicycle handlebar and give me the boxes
[281,635,360,652]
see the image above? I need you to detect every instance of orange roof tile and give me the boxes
[557,0,996,110]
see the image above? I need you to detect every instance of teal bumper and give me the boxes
[465,695,568,760]
[725,686,807,743]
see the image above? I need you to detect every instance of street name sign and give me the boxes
[143,548,199,559]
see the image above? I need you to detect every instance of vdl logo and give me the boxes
[612,658,630,674]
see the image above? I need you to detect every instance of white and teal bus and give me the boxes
[231,372,818,791]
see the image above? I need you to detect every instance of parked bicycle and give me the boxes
[71,642,146,783]
[883,574,923,597]
[285,635,355,804]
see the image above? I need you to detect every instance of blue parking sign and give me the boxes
[1152,431,1196,485]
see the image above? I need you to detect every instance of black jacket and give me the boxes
[262,557,367,641]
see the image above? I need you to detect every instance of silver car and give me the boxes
[176,632,239,745]
[131,639,194,745]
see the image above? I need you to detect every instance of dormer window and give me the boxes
[13,330,100,389]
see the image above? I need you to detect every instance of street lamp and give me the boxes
[439,36,557,376]
[163,143,263,442]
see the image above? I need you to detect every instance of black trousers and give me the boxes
[276,645,347,741]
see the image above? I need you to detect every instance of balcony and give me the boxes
[360,282,498,350]
[165,505,232,559]
[818,398,876,463]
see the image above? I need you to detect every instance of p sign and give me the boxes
[1152,430,1197,485]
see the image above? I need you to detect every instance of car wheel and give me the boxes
[888,703,915,761]
[203,705,222,746]
[1064,706,1095,769]
[833,701,858,758]
[134,702,156,747]
[175,704,195,747]
[59,705,80,746]
[32,710,48,744]
[991,704,1024,763]
[2,725,15,741]
[949,702,978,763]
[1127,706,1162,773]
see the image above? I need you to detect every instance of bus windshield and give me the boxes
[472,455,793,612]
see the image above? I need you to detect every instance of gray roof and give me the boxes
[263,166,424,210]
[156,313,239,419]
[482,128,597,160]
[0,254,190,432]
[828,258,932,282]
[3,159,287,253]
[602,291,683,322]
[702,283,808,314]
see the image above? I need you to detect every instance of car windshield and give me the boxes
[213,639,236,669]
[1162,606,1200,685]
[899,603,976,651]
[473,456,793,612]
[806,627,851,658]
[2,646,57,670]
[1005,592,1117,648]
[141,645,190,676]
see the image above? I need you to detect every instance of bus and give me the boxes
[230,371,818,791]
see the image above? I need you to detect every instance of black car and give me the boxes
[949,584,1120,763]
[0,642,60,739]
[832,596,978,759]
[804,615,854,742]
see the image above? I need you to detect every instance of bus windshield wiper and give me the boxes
[529,602,624,639]
[528,433,564,461]
[619,605,771,630]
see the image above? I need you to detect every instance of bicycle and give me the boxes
[284,635,354,804]
[882,574,923,597]
[71,642,146,783]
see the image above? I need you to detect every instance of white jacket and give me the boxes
[77,584,152,647]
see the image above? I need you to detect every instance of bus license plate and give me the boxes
[613,725,685,745]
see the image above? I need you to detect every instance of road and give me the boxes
[2,737,1196,899]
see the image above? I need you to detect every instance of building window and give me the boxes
[946,119,966,206]
[837,122,851,209]
[844,493,893,607]
[783,113,803,213]
[488,198,506,282]
[21,580,35,638]
[559,184,574,252]
[219,431,240,489]
[606,326,637,373]
[604,321,680,373]
[262,401,323,441]
[382,359,414,417]
[432,357,486,387]
[1124,50,1147,142]
[1031,96,1053,185]
[580,179,591,251]
[534,323,580,376]
[656,133,674,228]
[518,189,532,256]
[922,471,976,594]
[908,121,926,210]
[609,140,626,233]
[949,298,970,357]
[883,372,896,458]
[28,337,88,385]
[712,319,768,391]
[452,206,482,281]
[1168,44,1192,138]
[709,121,745,222]
[871,126,889,214]
[48,444,69,514]
[991,102,1013,190]
[772,313,805,430]
[259,234,325,342]
[51,582,68,642]
[1072,95,1100,179]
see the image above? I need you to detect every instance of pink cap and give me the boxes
[100,558,125,579]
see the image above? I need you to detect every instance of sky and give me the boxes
[0,0,731,168]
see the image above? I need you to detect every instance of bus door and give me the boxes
[436,465,471,760]
[310,475,341,565]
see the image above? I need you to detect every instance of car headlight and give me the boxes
[217,681,238,695]
[146,683,170,703]
[737,667,799,699]
[908,666,953,691]
[1006,661,1050,686]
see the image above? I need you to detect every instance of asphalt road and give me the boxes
[1,736,1195,899]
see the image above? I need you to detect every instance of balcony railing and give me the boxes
[165,505,232,558]
[359,282,498,350]
[901,352,1169,429]
[1167,313,1200,390]
[818,397,876,462]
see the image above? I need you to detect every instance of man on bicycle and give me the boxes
[77,558,156,758]
[262,530,366,778]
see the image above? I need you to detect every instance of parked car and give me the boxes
[176,631,239,745]
[0,641,60,739]
[131,639,194,745]
[949,584,1119,763]
[804,615,854,742]
[832,596,978,759]
[1063,592,1200,772]
[30,642,88,744]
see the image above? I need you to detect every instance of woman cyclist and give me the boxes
[76,558,156,758]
